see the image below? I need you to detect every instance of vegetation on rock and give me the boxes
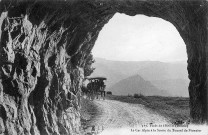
[84,53,95,77]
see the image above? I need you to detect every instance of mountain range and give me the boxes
[108,74,170,96]
[90,57,189,97]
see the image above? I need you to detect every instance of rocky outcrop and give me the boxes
[0,0,207,135]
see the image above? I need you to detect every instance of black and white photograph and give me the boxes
[0,0,208,135]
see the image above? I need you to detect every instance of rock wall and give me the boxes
[0,1,114,134]
[0,0,207,135]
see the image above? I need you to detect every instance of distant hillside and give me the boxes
[108,75,170,96]
[91,58,188,81]
[151,79,189,97]
[90,58,149,87]
[137,62,188,81]
[89,59,127,87]
[90,57,189,97]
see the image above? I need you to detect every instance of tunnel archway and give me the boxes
[92,13,189,97]
[0,0,207,134]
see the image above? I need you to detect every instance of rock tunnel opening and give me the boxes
[89,13,190,122]
[90,2,208,124]
[91,14,189,97]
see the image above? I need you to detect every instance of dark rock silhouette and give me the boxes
[0,0,208,134]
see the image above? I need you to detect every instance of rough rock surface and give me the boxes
[0,0,207,135]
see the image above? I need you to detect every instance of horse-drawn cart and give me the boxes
[82,77,107,100]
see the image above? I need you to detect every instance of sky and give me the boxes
[92,13,187,62]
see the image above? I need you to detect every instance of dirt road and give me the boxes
[85,99,169,132]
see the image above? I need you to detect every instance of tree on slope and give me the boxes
[84,53,95,77]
